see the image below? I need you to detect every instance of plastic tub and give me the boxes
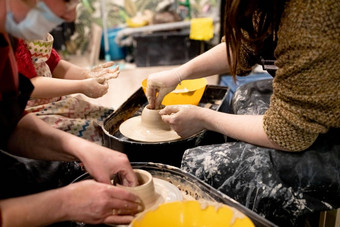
[142,78,207,106]
[130,200,255,227]
[101,27,126,60]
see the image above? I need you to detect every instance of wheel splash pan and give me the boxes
[101,85,230,167]
[70,162,277,227]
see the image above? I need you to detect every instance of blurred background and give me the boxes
[51,0,232,109]
[52,0,223,67]
[53,0,271,111]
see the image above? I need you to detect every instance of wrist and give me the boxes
[78,79,88,94]
[175,65,193,82]
[196,107,212,130]
[56,185,75,222]
[175,70,183,84]
[60,133,87,162]
[169,68,186,86]
[49,188,70,222]
[80,69,91,79]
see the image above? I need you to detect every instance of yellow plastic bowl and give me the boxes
[142,78,207,106]
[130,200,255,227]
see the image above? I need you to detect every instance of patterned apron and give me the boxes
[24,34,113,145]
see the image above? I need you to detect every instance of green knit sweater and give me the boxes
[237,0,340,151]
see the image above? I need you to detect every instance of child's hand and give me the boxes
[81,78,109,98]
[88,61,120,81]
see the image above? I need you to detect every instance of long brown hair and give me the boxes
[224,0,286,77]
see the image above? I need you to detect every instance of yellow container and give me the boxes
[130,200,255,227]
[142,78,207,106]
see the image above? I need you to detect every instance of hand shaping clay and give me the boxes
[119,105,181,142]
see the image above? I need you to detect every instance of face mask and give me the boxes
[5,1,65,41]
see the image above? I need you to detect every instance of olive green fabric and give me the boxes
[236,0,340,151]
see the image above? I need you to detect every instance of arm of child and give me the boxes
[30,76,110,99]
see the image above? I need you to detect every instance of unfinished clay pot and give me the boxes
[141,106,171,131]
[119,105,181,142]
[117,169,158,209]
[116,169,182,210]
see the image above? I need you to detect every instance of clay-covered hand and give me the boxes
[62,180,144,225]
[78,142,138,187]
[80,77,109,98]
[146,69,180,109]
[87,61,120,81]
[160,105,205,138]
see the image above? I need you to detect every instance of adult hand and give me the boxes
[77,141,138,187]
[146,69,180,109]
[88,61,120,81]
[160,105,205,138]
[62,180,143,225]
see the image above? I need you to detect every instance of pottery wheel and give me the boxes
[119,116,181,142]
[147,178,183,210]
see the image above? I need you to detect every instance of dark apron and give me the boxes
[0,75,85,199]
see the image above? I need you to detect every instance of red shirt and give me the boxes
[15,39,61,79]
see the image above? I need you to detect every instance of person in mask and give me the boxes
[12,0,119,145]
[145,0,340,225]
[6,1,64,40]
[0,0,144,226]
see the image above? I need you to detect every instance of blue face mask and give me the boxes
[5,1,65,41]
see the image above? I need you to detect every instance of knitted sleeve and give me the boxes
[46,48,61,73]
[263,0,340,151]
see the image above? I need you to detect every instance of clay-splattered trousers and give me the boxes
[181,79,340,227]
